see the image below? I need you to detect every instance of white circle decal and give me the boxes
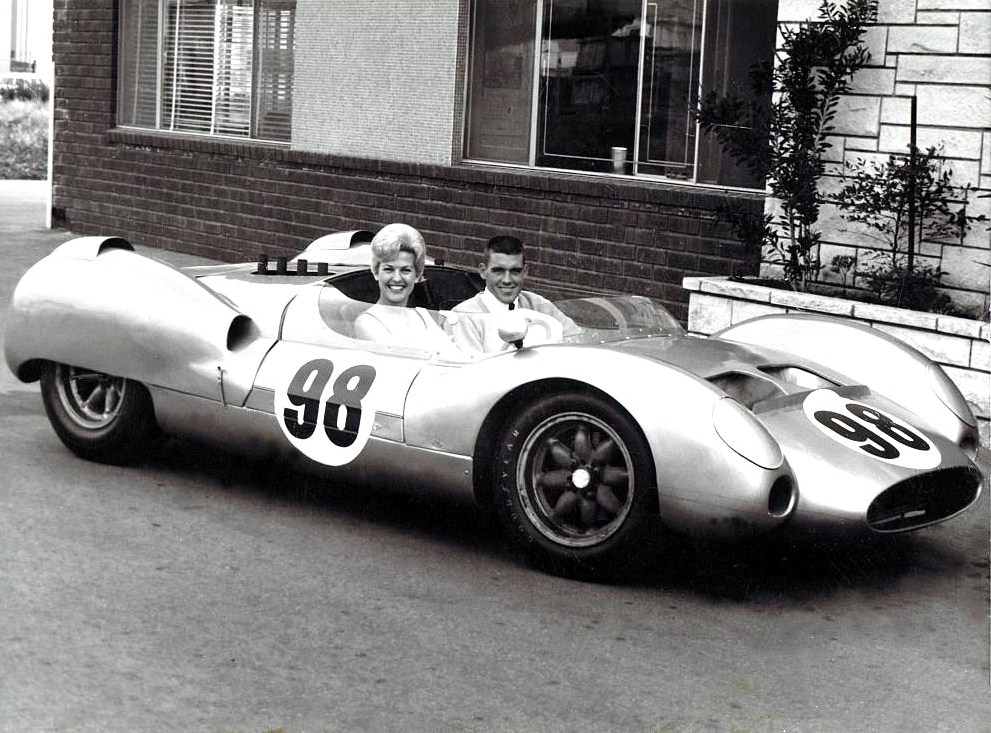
[802,389,940,469]
[275,358,377,466]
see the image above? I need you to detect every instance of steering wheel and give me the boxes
[517,308,564,346]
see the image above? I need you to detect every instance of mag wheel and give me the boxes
[494,393,656,577]
[40,362,158,464]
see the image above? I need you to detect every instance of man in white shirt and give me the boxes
[451,235,580,353]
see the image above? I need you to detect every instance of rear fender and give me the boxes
[5,237,267,404]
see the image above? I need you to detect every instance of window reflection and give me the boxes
[466,0,778,188]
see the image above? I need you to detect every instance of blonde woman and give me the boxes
[354,223,456,352]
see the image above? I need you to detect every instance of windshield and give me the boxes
[553,295,684,343]
[315,290,683,359]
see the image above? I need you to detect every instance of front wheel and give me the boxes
[40,362,159,464]
[493,393,657,578]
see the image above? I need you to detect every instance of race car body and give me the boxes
[5,233,982,575]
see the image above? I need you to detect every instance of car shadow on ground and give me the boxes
[146,436,987,602]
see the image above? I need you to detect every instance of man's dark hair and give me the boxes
[485,235,525,262]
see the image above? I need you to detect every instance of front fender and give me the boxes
[717,314,979,450]
[5,237,261,403]
[404,345,796,538]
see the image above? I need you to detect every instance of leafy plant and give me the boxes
[0,98,48,179]
[831,145,987,310]
[829,253,856,288]
[0,76,49,102]
[698,0,878,290]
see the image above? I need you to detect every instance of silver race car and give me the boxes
[4,232,983,576]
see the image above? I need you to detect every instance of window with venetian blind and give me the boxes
[117,0,295,142]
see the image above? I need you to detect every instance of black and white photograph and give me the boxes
[1,1,989,731]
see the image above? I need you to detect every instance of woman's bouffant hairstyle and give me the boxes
[369,223,427,277]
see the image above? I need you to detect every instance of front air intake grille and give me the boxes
[867,466,982,532]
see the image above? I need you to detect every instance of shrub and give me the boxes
[0,76,50,102]
[697,0,878,290]
[0,98,49,179]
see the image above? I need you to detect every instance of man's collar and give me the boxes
[482,288,516,311]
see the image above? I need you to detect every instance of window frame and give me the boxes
[463,0,777,191]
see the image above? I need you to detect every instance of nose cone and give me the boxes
[761,404,982,535]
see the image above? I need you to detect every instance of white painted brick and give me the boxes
[880,95,913,124]
[731,300,784,324]
[915,11,962,23]
[971,337,990,370]
[843,136,880,153]
[873,322,972,365]
[863,27,889,59]
[771,289,857,314]
[888,26,959,53]
[853,301,939,328]
[849,67,897,95]
[703,278,772,301]
[832,95,882,136]
[687,294,732,334]
[878,0,918,23]
[681,276,704,292]
[920,0,991,10]
[947,289,989,315]
[916,86,991,127]
[777,0,823,23]
[916,128,985,159]
[959,11,991,53]
[943,159,982,188]
[937,313,985,337]
[877,124,914,153]
[898,55,991,85]
[942,245,991,290]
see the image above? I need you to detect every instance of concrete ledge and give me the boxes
[683,276,990,445]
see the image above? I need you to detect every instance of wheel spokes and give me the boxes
[599,466,628,487]
[537,469,572,490]
[552,491,580,517]
[547,438,574,468]
[595,483,622,516]
[85,384,107,414]
[573,425,591,462]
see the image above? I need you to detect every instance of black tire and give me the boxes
[493,393,657,578]
[40,362,159,465]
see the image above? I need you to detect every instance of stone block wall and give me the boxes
[776,0,991,314]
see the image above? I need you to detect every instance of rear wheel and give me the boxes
[493,393,656,578]
[40,362,158,464]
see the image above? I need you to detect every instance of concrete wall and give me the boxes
[293,0,461,165]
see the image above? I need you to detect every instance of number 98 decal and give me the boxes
[802,390,940,469]
[275,358,377,466]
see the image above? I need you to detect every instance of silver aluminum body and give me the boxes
[5,235,982,541]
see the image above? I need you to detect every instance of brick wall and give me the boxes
[50,0,758,323]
